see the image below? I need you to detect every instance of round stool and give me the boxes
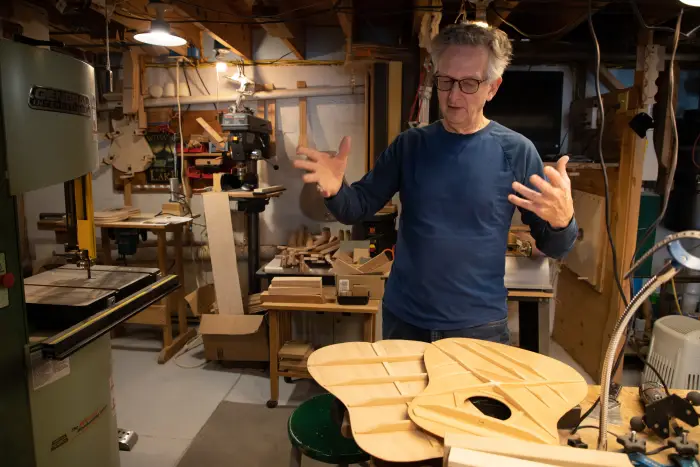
[287,394,370,467]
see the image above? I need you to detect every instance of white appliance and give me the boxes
[644,315,700,390]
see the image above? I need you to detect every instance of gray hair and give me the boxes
[430,22,513,81]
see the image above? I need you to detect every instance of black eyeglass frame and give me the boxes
[434,74,487,94]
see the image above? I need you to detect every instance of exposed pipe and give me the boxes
[99,85,365,110]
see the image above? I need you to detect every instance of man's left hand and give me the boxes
[508,156,574,229]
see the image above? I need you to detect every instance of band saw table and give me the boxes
[24,264,180,360]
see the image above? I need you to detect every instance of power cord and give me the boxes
[588,0,628,310]
[489,4,582,39]
[571,0,675,434]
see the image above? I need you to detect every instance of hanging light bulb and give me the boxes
[680,0,700,5]
[134,2,186,47]
[216,61,228,73]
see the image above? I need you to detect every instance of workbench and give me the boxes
[257,255,554,355]
[98,214,195,363]
[265,291,380,408]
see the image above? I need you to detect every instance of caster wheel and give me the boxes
[266,400,278,408]
[284,377,293,384]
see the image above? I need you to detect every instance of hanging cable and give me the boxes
[589,0,628,308]
[629,8,684,271]
[489,4,584,39]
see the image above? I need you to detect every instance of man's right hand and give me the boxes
[294,136,351,198]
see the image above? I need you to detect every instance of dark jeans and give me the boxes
[382,307,510,344]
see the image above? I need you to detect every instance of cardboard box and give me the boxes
[336,274,386,299]
[200,314,269,362]
[331,250,393,276]
[184,284,217,317]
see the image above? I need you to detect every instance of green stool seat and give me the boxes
[287,394,370,466]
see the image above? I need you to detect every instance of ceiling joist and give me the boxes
[172,1,252,60]
[243,0,305,60]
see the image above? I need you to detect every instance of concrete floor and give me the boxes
[112,328,609,467]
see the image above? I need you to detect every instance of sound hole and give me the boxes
[467,396,512,420]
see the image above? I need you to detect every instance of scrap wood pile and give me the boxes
[277,226,352,269]
[278,341,314,372]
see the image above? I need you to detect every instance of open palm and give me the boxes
[294,136,351,198]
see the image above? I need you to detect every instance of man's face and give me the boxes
[436,45,502,129]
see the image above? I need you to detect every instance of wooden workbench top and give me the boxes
[261,291,380,314]
[95,214,193,229]
[38,214,194,231]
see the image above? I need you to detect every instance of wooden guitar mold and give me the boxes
[306,340,443,463]
[408,338,588,445]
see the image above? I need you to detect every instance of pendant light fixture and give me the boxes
[680,0,700,6]
[134,2,186,47]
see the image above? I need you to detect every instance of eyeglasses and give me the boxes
[434,75,486,94]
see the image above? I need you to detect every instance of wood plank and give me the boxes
[261,293,325,305]
[172,2,252,59]
[196,117,223,142]
[202,192,244,314]
[263,297,380,314]
[271,277,322,288]
[387,61,402,144]
[279,341,313,360]
[279,357,311,372]
[268,287,323,296]
[444,434,632,467]
[446,448,559,467]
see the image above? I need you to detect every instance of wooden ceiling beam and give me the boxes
[336,0,352,38]
[171,2,252,60]
[242,0,305,59]
[488,1,520,29]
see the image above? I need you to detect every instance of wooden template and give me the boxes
[307,339,588,462]
[307,340,443,463]
[408,339,588,445]
[202,192,244,314]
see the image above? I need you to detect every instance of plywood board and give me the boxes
[202,192,244,314]
[563,190,607,291]
[307,340,443,463]
[408,338,588,445]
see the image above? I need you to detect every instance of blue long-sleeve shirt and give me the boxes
[326,121,577,330]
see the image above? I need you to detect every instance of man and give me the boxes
[293,22,577,344]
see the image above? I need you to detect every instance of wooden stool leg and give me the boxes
[268,309,280,408]
[289,445,302,467]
